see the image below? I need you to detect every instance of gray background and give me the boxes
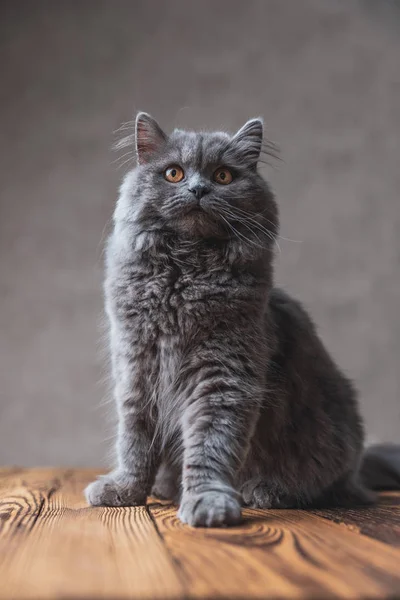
[0,0,399,467]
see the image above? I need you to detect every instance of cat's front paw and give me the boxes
[178,490,241,527]
[85,471,147,507]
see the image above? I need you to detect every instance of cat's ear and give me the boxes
[231,118,263,165]
[135,112,168,165]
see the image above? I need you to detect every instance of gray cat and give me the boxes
[85,113,400,527]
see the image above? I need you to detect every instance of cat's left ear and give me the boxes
[135,112,168,165]
[231,118,263,166]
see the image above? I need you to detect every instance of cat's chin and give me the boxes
[171,211,225,239]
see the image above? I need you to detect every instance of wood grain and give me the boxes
[149,502,400,599]
[312,491,400,546]
[0,468,66,540]
[1,468,400,599]
[0,468,185,599]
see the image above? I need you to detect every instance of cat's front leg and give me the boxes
[178,340,262,527]
[85,412,157,507]
[85,347,159,507]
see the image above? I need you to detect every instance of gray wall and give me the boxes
[0,0,399,467]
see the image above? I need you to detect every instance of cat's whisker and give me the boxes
[219,213,265,249]
[216,202,274,232]
[226,211,276,242]
[216,201,300,245]
[216,203,284,254]
[217,208,266,247]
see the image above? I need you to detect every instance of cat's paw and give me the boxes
[85,471,147,507]
[178,490,242,527]
[241,479,295,509]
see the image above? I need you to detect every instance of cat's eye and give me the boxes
[213,167,233,185]
[164,165,184,183]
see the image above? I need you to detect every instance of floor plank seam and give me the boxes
[147,503,190,600]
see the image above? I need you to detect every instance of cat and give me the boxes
[85,112,400,527]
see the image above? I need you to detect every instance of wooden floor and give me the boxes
[0,469,399,599]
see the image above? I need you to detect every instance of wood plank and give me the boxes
[0,469,185,600]
[149,502,400,599]
[311,492,400,546]
[0,468,69,539]
[2,469,400,600]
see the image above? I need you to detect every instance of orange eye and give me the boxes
[164,165,184,183]
[213,167,233,185]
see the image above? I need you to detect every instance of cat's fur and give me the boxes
[85,113,399,527]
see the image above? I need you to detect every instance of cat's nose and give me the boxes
[188,184,209,200]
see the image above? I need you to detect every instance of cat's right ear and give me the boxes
[135,112,168,165]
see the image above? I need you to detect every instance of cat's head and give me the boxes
[116,113,278,244]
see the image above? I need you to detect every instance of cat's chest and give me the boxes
[115,263,227,336]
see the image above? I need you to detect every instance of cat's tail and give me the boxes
[360,443,400,491]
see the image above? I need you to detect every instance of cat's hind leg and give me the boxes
[241,474,376,509]
[241,476,303,509]
[312,476,376,508]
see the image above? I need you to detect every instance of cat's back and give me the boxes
[268,286,344,374]
[269,287,316,332]
[267,286,362,440]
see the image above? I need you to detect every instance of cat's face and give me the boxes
[119,113,278,241]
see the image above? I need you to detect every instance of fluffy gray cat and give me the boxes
[85,113,399,527]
